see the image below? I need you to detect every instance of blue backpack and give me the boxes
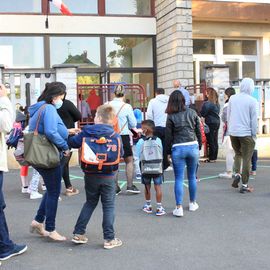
[80,132,121,174]
[6,123,23,149]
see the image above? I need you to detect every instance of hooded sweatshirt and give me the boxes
[28,101,69,150]
[227,78,258,137]
[146,94,169,127]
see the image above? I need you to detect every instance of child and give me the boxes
[68,104,123,249]
[136,120,166,216]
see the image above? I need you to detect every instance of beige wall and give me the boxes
[193,21,270,79]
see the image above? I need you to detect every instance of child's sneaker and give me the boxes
[219,172,232,179]
[156,206,166,216]
[142,204,153,214]
[72,234,88,244]
[104,238,122,250]
[173,207,183,217]
[21,186,29,194]
[30,191,43,200]
[189,202,199,212]
[232,173,241,188]
[136,174,142,180]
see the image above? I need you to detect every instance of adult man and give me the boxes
[0,84,27,262]
[109,85,140,194]
[146,88,170,170]
[227,78,257,193]
[173,80,190,107]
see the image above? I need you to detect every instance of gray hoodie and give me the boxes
[146,94,169,127]
[227,78,258,137]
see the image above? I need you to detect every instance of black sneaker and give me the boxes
[232,174,241,188]
[126,185,141,194]
[0,244,27,261]
[116,185,121,195]
[240,185,254,194]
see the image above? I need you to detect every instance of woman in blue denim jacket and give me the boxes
[165,91,202,217]
[28,82,70,241]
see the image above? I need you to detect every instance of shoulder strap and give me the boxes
[116,103,126,117]
[34,104,47,135]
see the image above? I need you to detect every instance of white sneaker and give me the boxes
[41,184,47,191]
[165,166,173,172]
[30,191,43,200]
[173,207,183,217]
[189,202,199,212]
[21,187,29,194]
[219,172,232,179]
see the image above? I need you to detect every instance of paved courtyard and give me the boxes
[1,159,270,270]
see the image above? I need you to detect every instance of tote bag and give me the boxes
[24,105,60,169]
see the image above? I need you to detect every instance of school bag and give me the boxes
[140,136,163,175]
[81,132,121,174]
[112,103,127,133]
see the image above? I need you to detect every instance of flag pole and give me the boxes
[45,0,49,29]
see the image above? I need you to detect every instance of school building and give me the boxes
[0,0,269,159]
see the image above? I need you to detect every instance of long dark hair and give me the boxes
[165,90,186,114]
[225,87,236,103]
[38,82,66,103]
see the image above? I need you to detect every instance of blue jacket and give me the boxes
[28,101,69,150]
[200,101,220,125]
[68,124,124,157]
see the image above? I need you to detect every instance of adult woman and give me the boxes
[219,87,236,178]
[200,87,220,162]
[28,82,70,241]
[165,91,202,217]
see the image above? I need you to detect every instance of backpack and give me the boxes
[81,132,121,174]
[6,122,23,149]
[140,137,163,175]
[112,103,127,133]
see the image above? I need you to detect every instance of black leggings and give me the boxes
[62,152,73,189]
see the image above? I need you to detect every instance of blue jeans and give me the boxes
[34,165,62,232]
[0,171,15,255]
[172,144,199,205]
[73,174,115,240]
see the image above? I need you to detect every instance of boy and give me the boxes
[68,104,123,249]
[136,120,166,216]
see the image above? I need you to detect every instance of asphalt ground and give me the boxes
[1,159,270,270]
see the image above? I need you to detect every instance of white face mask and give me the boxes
[53,99,63,109]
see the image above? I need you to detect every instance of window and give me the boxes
[0,0,41,13]
[106,37,153,68]
[50,37,100,67]
[226,61,239,81]
[105,0,151,16]
[50,0,98,14]
[193,39,215,54]
[243,61,256,78]
[0,36,44,68]
[223,40,257,55]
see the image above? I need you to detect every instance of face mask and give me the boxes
[53,99,63,109]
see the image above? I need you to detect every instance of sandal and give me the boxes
[47,231,67,241]
[30,220,49,237]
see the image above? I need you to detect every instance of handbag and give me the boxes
[24,104,60,169]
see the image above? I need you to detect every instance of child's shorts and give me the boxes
[141,174,163,185]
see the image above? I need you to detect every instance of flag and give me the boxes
[49,0,72,15]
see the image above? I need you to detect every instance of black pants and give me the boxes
[205,123,220,161]
[154,126,170,170]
